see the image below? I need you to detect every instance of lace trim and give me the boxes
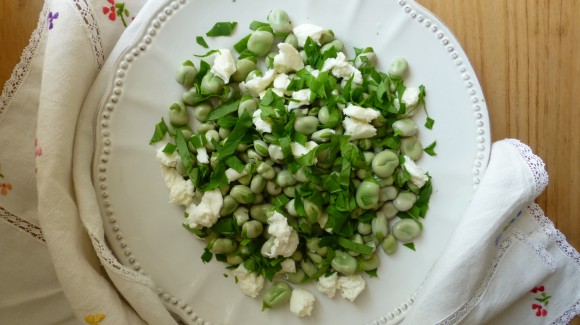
[512,229,557,272]
[435,236,515,325]
[72,0,105,69]
[527,203,580,324]
[505,139,549,197]
[0,206,45,244]
[0,2,49,123]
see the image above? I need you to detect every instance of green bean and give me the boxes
[348,234,364,257]
[393,191,417,212]
[276,170,297,187]
[204,130,220,151]
[254,193,264,204]
[331,250,357,275]
[220,195,239,217]
[193,103,212,122]
[197,122,216,134]
[307,252,324,267]
[236,143,249,152]
[233,206,249,226]
[371,214,389,242]
[303,199,321,224]
[377,176,394,187]
[263,282,292,309]
[237,171,253,186]
[358,253,379,271]
[253,139,269,156]
[250,203,273,223]
[168,102,189,127]
[388,57,408,78]
[208,238,237,254]
[355,180,380,210]
[247,149,263,164]
[178,127,192,140]
[242,220,264,239]
[358,138,372,151]
[379,186,398,203]
[231,58,257,83]
[238,98,259,117]
[175,60,198,87]
[381,234,397,255]
[250,174,267,193]
[318,106,341,128]
[200,72,225,94]
[219,183,231,196]
[247,30,275,56]
[267,9,292,35]
[299,50,308,64]
[311,128,335,142]
[230,185,255,204]
[379,201,399,220]
[286,269,307,284]
[226,253,243,265]
[257,161,276,180]
[320,39,343,55]
[319,30,335,45]
[392,219,422,243]
[266,180,282,196]
[294,116,319,135]
[357,222,372,236]
[354,48,377,68]
[356,169,369,180]
[306,237,327,256]
[400,136,423,160]
[291,250,303,262]
[393,118,418,137]
[284,33,299,49]
[268,144,284,162]
[293,167,310,182]
[301,260,318,277]
[286,199,298,217]
[371,150,399,178]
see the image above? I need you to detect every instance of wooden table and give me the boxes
[1,1,578,323]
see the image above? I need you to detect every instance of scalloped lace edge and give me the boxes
[72,0,105,69]
[0,2,49,123]
[505,139,549,197]
[0,206,45,244]
[527,203,580,324]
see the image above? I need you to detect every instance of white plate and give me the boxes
[93,0,490,324]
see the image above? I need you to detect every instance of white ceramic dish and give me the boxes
[93,0,490,324]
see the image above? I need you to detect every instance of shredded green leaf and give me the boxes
[206,21,237,37]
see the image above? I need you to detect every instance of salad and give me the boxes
[150,9,435,317]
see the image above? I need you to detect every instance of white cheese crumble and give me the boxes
[156,146,180,167]
[402,87,420,108]
[287,89,312,111]
[252,109,272,133]
[231,264,265,298]
[225,167,247,183]
[210,49,237,83]
[293,23,325,47]
[317,272,339,298]
[184,189,223,229]
[403,155,429,188]
[261,211,299,258]
[196,147,209,164]
[161,166,195,206]
[290,288,315,317]
[273,73,291,92]
[342,117,377,140]
[280,258,296,274]
[239,69,276,97]
[321,52,363,84]
[342,104,381,123]
[337,274,366,302]
[273,43,305,73]
[290,141,318,158]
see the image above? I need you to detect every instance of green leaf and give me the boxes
[234,34,251,53]
[425,117,435,130]
[162,142,176,153]
[194,49,220,58]
[365,269,378,278]
[206,21,238,37]
[303,37,320,67]
[199,162,228,191]
[249,20,270,31]
[338,237,373,255]
[201,248,213,263]
[196,36,209,48]
[216,110,253,161]
[175,129,194,172]
[149,118,169,144]
[225,155,245,173]
[207,100,240,121]
[211,217,239,235]
[403,242,416,251]
[424,141,437,156]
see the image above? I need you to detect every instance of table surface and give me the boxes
[1,1,578,323]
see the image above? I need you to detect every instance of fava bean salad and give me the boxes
[150,9,436,317]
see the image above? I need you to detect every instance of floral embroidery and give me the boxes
[0,163,12,196]
[530,285,550,317]
[84,313,105,325]
[102,0,132,27]
[495,210,522,246]
[48,11,59,30]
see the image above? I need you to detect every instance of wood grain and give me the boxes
[1,0,578,323]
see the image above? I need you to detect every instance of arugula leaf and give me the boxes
[206,21,238,37]
[216,110,253,161]
[149,118,169,144]
[199,162,228,191]
[201,248,213,263]
[303,37,320,67]
[162,142,176,153]
[196,36,209,48]
[225,155,245,173]
[424,141,437,156]
[403,242,416,251]
[207,99,240,121]
[338,237,373,255]
[233,34,251,53]
[249,21,270,31]
[211,217,239,235]
[425,117,435,130]
[365,269,378,277]
[175,129,194,172]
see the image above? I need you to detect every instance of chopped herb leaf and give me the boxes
[196,36,209,48]
[149,118,169,144]
[206,21,238,37]
[424,141,437,156]
[403,242,416,251]
[194,49,220,58]
[207,99,240,121]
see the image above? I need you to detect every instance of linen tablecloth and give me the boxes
[0,1,578,324]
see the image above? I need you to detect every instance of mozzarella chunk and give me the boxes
[252,109,273,133]
[287,89,312,111]
[402,87,420,108]
[273,73,291,92]
[321,52,363,84]
[274,43,305,73]
[231,264,265,298]
[403,155,429,188]
[343,104,381,123]
[239,69,276,97]
[162,165,194,206]
[293,23,325,47]
[184,189,223,228]
[290,141,318,158]
[317,272,339,298]
[337,274,366,302]
[261,212,299,258]
[196,147,209,164]
[156,145,180,167]
[210,49,237,83]
[290,288,315,317]
[342,117,377,140]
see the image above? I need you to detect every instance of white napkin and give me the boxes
[403,139,580,324]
